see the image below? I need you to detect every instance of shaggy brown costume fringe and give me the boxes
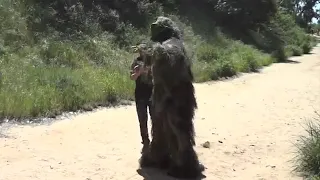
[139,16,204,179]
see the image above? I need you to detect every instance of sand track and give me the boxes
[1,45,320,180]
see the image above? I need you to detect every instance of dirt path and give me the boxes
[1,45,320,180]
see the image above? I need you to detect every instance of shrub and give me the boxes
[301,36,314,54]
[196,43,221,63]
[287,45,303,56]
[267,11,315,59]
[302,43,312,54]
[194,39,274,82]
[293,112,320,179]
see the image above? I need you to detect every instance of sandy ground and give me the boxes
[1,45,320,180]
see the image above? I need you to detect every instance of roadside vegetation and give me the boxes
[0,0,318,120]
[293,111,320,180]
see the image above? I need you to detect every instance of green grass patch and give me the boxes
[0,36,134,119]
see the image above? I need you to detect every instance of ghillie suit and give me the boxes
[138,16,205,179]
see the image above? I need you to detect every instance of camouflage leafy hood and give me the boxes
[150,16,182,42]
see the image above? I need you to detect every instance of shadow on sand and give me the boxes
[137,168,206,180]
[277,59,301,64]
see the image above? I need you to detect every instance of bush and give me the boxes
[302,43,312,54]
[194,39,274,82]
[301,36,314,54]
[286,45,303,56]
[264,11,315,59]
[293,112,320,179]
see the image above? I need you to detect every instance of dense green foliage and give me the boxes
[311,23,320,35]
[280,0,319,31]
[0,0,317,120]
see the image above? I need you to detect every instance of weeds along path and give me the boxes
[1,45,320,180]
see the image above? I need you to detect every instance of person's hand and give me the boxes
[130,66,141,80]
[133,65,142,75]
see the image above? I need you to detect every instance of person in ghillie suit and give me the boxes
[129,43,154,153]
[138,16,205,179]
